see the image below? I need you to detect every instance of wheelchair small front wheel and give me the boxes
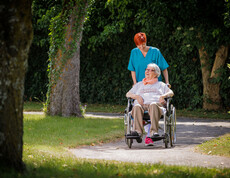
[127,139,133,148]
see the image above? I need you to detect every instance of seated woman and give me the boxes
[126,63,174,140]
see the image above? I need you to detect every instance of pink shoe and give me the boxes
[145,137,154,146]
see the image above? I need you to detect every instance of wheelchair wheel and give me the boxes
[164,115,170,148]
[127,138,133,148]
[171,106,177,144]
[124,113,133,148]
[124,113,129,142]
[169,123,173,147]
[168,105,176,147]
[164,133,169,148]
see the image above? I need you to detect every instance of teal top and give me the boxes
[128,47,169,82]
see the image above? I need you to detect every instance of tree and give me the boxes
[46,0,88,117]
[198,44,229,110]
[142,0,230,110]
[0,0,33,172]
[142,0,230,111]
[86,0,229,110]
[172,0,230,110]
[24,0,229,110]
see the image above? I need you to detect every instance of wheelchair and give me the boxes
[124,98,176,148]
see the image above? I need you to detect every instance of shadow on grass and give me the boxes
[1,116,230,177]
[2,159,230,178]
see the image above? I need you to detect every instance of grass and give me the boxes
[176,109,230,120]
[23,101,44,111]
[195,133,230,157]
[1,113,229,177]
[82,103,125,113]
[24,101,230,119]
[23,114,123,147]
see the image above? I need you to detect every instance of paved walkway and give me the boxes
[70,117,230,168]
[24,111,230,168]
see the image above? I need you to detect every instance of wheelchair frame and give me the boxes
[124,98,176,148]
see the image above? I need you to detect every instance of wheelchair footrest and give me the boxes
[125,134,165,141]
[125,134,141,139]
[151,136,165,141]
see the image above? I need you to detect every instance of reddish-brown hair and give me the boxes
[134,32,147,46]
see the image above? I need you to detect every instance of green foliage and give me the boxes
[224,0,230,28]
[26,0,230,110]
[25,0,63,101]
[79,0,230,110]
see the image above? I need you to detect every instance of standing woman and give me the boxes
[127,32,170,146]
[128,32,170,86]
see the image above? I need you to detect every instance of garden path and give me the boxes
[70,116,230,168]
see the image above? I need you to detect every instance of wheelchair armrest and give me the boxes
[125,97,134,113]
[165,97,173,102]
[127,97,134,103]
[165,97,173,113]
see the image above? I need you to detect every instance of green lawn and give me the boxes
[23,114,123,148]
[24,101,230,119]
[195,133,230,157]
[23,101,44,111]
[1,110,229,177]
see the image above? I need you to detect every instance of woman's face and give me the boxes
[137,43,146,51]
[145,66,158,79]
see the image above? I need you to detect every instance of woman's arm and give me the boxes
[131,71,137,85]
[126,91,144,105]
[161,90,174,98]
[162,69,171,88]
[159,90,174,104]
[162,69,169,84]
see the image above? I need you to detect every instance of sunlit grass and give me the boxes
[195,133,230,157]
[24,114,124,147]
[83,103,125,113]
[23,101,44,111]
[22,150,230,178]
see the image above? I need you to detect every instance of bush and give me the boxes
[25,0,230,110]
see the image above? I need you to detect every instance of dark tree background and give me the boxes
[25,0,63,101]
[25,0,230,111]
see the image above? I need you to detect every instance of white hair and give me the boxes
[147,63,161,77]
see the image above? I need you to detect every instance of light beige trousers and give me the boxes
[131,103,163,136]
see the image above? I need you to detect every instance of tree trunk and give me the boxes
[48,1,87,117]
[0,0,33,172]
[199,45,229,110]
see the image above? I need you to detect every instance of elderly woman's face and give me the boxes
[145,66,158,79]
